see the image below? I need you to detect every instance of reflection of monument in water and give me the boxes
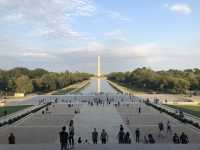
[97,78,101,93]
[97,56,101,93]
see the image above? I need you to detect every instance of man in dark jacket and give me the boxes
[59,126,69,150]
[8,133,15,144]
[173,133,180,144]
[92,128,98,144]
[118,127,125,144]
[135,128,140,143]
[180,132,189,144]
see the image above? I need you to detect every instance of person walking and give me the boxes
[158,122,164,138]
[166,120,172,133]
[138,107,141,113]
[69,120,75,148]
[135,128,140,143]
[124,132,131,144]
[8,133,15,144]
[92,128,98,144]
[118,126,125,144]
[100,129,108,144]
[59,126,68,150]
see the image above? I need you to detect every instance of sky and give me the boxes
[0,0,200,74]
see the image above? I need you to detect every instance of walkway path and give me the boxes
[74,104,133,143]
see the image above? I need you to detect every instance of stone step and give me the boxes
[0,144,200,150]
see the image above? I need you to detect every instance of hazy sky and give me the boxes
[0,0,199,73]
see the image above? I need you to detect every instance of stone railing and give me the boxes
[145,101,200,130]
[107,80,132,94]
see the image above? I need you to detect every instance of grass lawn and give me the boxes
[0,105,32,117]
[167,104,200,118]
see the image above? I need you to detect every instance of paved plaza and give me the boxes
[0,103,77,144]
[74,104,132,143]
[0,94,200,145]
[117,102,200,143]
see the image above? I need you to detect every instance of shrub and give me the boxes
[193,122,200,128]
[8,119,13,124]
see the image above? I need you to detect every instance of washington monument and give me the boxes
[97,56,101,77]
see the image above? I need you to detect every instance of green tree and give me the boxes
[15,75,33,94]
[40,74,57,91]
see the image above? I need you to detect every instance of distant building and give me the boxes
[14,93,25,98]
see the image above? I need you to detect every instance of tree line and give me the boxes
[107,67,200,94]
[0,67,91,95]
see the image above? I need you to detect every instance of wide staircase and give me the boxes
[0,144,200,150]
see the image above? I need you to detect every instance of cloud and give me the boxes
[104,30,128,43]
[47,41,165,72]
[0,0,131,41]
[104,10,131,22]
[164,3,192,15]
[109,42,161,59]
[2,14,23,21]
[0,37,199,72]
[72,0,96,16]
[86,41,105,52]
[104,30,123,37]
[22,52,50,58]
[61,41,161,61]
[0,0,96,39]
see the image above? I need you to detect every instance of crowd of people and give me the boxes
[173,132,189,144]
[157,121,189,144]
[58,120,190,150]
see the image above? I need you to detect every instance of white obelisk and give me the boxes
[97,56,101,77]
[97,56,101,93]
